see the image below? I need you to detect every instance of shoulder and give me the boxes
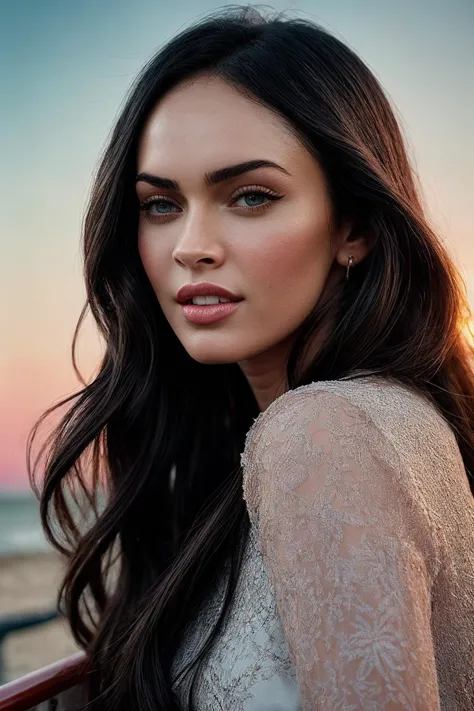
[242,376,398,481]
[243,374,457,466]
[241,374,459,527]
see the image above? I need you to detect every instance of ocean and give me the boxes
[0,491,52,556]
[0,488,107,557]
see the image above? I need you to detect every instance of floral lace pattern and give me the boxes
[171,376,474,710]
[171,523,300,710]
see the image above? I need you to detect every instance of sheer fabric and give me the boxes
[171,376,474,710]
[243,386,441,709]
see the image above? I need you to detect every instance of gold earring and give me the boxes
[345,255,355,281]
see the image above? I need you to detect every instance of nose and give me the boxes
[172,212,225,269]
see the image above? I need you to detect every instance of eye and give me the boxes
[138,186,284,222]
[233,192,270,208]
[139,196,181,220]
[230,186,283,212]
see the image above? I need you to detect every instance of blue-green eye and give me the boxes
[235,193,267,207]
[140,198,179,216]
[231,189,283,212]
[139,188,283,222]
[153,200,177,213]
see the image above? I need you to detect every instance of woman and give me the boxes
[28,6,474,710]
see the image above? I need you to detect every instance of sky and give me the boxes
[1,0,473,489]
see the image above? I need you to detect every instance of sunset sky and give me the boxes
[1,0,473,489]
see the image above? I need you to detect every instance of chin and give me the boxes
[184,349,240,365]
[180,338,256,365]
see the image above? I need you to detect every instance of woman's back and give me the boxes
[172,374,474,710]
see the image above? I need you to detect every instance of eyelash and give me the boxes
[138,185,283,221]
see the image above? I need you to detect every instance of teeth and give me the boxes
[191,295,231,305]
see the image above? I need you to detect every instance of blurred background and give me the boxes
[1,0,473,683]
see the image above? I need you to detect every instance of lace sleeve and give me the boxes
[245,388,441,710]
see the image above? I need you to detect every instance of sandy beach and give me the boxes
[0,551,80,683]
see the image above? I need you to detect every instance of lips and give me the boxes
[176,282,242,304]
[181,300,242,325]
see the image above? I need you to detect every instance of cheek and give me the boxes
[137,232,168,296]
[244,216,332,304]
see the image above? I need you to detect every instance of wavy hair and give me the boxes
[27,5,474,710]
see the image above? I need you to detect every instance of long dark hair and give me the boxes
[27,5,474,710]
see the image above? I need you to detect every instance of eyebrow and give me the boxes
[135,159,291,191]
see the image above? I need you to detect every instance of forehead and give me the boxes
[137,75,301,170]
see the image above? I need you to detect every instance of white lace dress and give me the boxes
[170,374,474,710]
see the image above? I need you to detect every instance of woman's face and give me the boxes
[136,75,357,370]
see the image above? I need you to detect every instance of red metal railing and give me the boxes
[0,652,88,711]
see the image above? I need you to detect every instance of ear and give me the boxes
[334,221,371,270]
